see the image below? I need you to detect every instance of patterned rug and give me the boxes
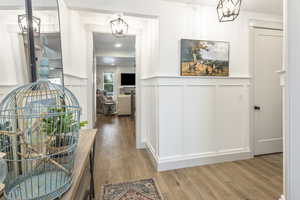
[101,178,164,200]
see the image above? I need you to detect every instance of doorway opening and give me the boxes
[93,33,137,143]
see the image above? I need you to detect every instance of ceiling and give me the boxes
[0,0,58,10]
[93,33,136,57]
[0,0,283,16]
[96,56,135,66]
[93,33,136,66]
[164,0,283,15]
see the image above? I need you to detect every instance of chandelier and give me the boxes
[18,14,41,35]
[217,0,242,22]
[110,14,129,38]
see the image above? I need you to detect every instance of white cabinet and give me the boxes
[117,95,131,115]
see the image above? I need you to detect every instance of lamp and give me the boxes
[110,14,129,38]
[18,14,41,35]
[217,0,242,22]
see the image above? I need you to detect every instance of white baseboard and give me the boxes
[136,142,146,149]
[279,194,285,200]
[145,142,159,169]
[146,147,252,172]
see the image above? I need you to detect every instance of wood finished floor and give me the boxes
[94,115,283,200]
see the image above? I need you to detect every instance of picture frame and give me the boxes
[180,39,230,76]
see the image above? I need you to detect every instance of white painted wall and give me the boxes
[158,1,282,76]
[0,10,28,86]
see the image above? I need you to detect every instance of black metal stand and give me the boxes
[25,0,37,82]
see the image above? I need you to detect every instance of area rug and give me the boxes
[101,178,164,200]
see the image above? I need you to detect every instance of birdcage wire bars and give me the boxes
[0,80,81,200]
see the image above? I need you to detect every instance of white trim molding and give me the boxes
[249,19,283,30]
[155,149,251,172]
[279,195,286,200]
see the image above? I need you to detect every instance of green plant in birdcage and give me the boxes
[42,107,87,150]
[0,121,11,153]
[0,122,11,131]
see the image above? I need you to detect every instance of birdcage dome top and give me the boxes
[0,80,80,119]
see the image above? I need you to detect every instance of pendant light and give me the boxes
[18,14,41,35]
[110,13,129,38]
[217,0,242,22]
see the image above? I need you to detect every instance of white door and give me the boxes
[254,28,283,155]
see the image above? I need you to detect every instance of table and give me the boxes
[0,129,97,200]
[60,129,97,200]
[0,184,4,199]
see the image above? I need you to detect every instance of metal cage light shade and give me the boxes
[0,80,81,200]
[110,14,129,38]
[217,0,242,22]
[18,14,41,35]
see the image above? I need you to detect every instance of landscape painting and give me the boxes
[181,39,230,76]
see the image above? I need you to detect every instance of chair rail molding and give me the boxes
[249,19,283,30]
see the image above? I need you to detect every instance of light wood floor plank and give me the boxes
[94,115,283,200]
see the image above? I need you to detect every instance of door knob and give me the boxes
[254,106,261,110]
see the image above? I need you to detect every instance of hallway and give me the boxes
[94,115,283,200]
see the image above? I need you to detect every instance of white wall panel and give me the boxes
[216,85,249,151]
[183,85,216,155]
[159,85,184,158]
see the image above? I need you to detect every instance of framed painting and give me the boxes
[180,39,230,76]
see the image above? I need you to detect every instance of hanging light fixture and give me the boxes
[110,14,129,38]
[217,0,242,22]
[18,14,41,35]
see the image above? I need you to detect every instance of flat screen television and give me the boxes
[121,73,135,86]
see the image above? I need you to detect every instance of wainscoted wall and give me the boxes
[143,76,252,171]
[0,84,19,102]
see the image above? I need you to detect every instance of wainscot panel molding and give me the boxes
[141,75,251,80]
[0,84,19,102]
[144,76,252,171]
[249,19,283,30]
[64,74,89,125]
[64,73,88,86]
[141,78,160,160]
[278,70,287,199]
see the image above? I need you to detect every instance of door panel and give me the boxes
[254,28,283,155]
